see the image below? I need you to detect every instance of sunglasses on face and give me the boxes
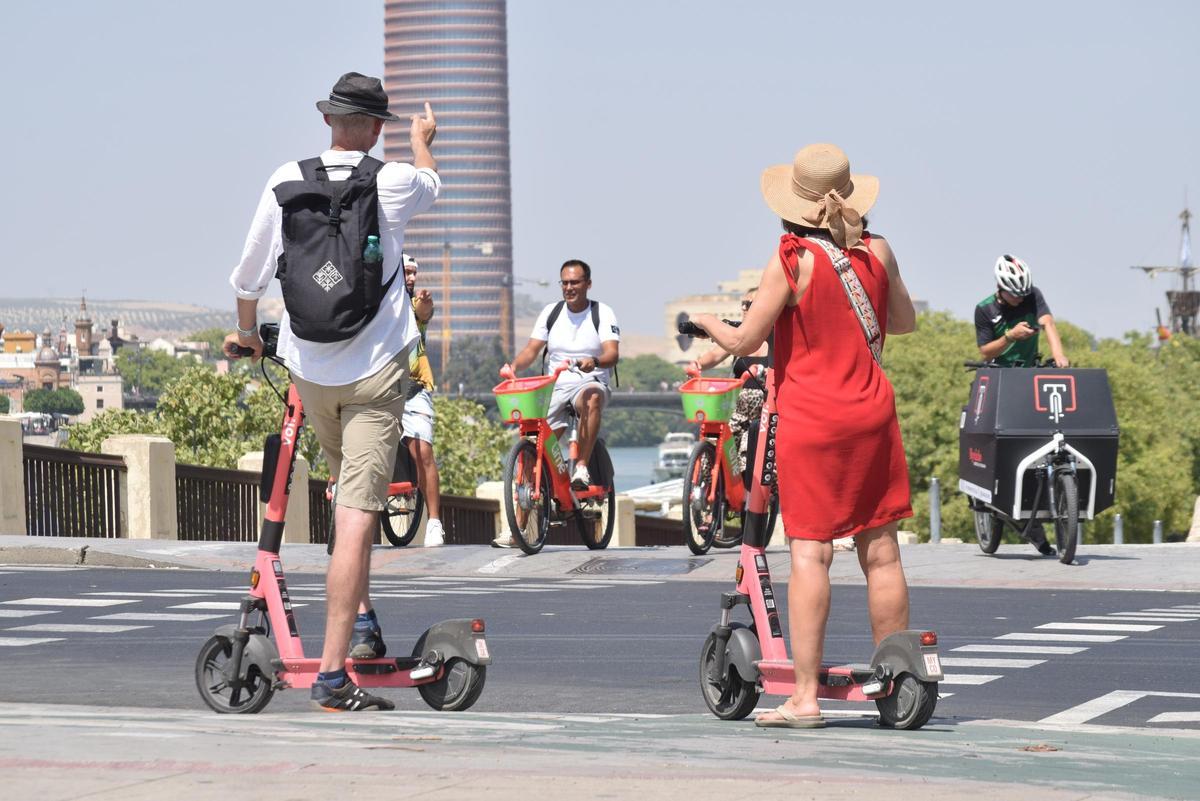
[741,300,753,310]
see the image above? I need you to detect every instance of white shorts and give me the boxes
[401,388,434,444]
[547,379,611,432]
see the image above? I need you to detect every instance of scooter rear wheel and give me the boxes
[417,658,487,711]
[699,631,760,720]
[195,634,274,714]
[875,673,936,730]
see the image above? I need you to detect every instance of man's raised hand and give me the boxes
[411,102,436,147]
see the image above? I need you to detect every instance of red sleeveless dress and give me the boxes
[773,233,912,540]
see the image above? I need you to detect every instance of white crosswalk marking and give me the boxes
[997,633,1126,643]
[2,598,137,607]
[0,637,64,646]
[83,592,208,598]
[8,623,150,634]
[1147,712,1200,724]
[939,657,1045,669]
[168,601,304,611]
[1036,622,1161,633]
[0,610,58,618]
[953,644,1087,655]
[1076,615,1195,623]
[941,674,1002,685]
[96,612,226,622]
[1142,609,1200,614]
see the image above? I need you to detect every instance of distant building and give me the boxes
[662,270,763,364]
[76,373,124,422]
[383,0,516,363]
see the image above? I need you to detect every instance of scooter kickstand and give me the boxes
[409,649,442,681]
[861,664,893,697]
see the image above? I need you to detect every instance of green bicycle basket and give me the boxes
[679,377,744,423]
[493,374,556,423]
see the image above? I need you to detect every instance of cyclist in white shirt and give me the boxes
[506,259,620,490]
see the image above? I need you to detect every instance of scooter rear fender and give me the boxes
[214,624,280,680]
[723,622,762,682]
[870,630,943,682]
[414,619,493,667]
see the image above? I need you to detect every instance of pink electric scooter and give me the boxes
[677,320,943,730]
[194,323,491,714]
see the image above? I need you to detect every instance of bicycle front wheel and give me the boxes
[1053,472,1079,564]
[503,439,551,555]
[683,441,724,555]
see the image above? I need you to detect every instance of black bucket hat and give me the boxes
[316,72,400,121]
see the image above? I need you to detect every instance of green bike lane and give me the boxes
[0,703,1195,800]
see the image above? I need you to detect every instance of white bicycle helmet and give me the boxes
[994,254,1033,297]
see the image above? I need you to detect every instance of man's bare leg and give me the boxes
[320,505,376,672]
[573,387,604,466]
[410,438,441,520]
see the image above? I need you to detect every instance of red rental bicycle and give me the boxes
[494,363,616,555]
[195,323,490,714]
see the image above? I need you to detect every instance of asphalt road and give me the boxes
[2,565,1198,730]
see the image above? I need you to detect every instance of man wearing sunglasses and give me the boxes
[502,260,620,531]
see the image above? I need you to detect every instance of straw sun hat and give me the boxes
[760,143,878,249]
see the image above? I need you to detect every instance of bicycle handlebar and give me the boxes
[676,318,742,338]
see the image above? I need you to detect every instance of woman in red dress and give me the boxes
[693,143,917,728]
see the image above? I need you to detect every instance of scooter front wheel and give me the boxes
[875,673,937,730]
[699,631,760,720]
[195,634,274,714]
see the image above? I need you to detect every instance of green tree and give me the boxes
[115,347,198,396]
[0,395,9,414]
[440,335,509,393]
[24,388,85,416]
[188,327,231,360]
[618,353,685,391]
[433,396,512,495]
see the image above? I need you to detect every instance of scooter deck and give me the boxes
[274,656,431,689]
[756,660,884,701]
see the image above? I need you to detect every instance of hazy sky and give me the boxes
[2,0,1197,339]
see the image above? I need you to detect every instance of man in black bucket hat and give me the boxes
[225,72,439,711]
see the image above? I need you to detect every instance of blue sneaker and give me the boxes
[311,679,394,712]
[349,627,387,659]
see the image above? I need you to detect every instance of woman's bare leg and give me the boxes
[756,537,832,721]
[854,522,909,644]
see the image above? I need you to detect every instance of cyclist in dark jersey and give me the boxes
[974,254,1064,556]
[975,254,1069,368]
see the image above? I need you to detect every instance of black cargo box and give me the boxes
[958,368,1119,519]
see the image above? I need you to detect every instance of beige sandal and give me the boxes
[754,705,826,729]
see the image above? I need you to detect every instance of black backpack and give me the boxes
[273,156,396,343]
[541,300,619,386]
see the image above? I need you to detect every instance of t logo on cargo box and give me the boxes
[1034,375,1077,424]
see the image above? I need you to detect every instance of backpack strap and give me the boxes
[805,235,883,365]
[540,301,566,374]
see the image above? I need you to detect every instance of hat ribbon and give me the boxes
[798,186,863,250]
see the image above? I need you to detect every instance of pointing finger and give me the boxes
[424,101,435,122]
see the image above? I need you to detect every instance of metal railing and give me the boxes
[175,463,259,542]
[309,478,333,545]
[439,495,501,545]
[634,514,684,547]
[23,444,125,537]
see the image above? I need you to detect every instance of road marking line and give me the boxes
[939,657,1045,669]
[1,598,137,607]
[1143,608,1200,614]
[0,637,64,646]
[1147,712,1200,724]
[7,623,150,634]
[0,610,58,618]
[167,601,305,610]
[402,576,519,583]
[940,673,1002,685]
[952,644,1087,655]
[95,612,227,622]
[479,555,525,574]
[997,633,1126,643]
[82,592,209,598]
[1037,622,1161,633]
[1076,615,1196,623]
[1039,690,1200,726]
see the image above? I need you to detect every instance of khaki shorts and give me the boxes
[293,350,410,512]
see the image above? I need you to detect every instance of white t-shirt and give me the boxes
[228,149,440,385]
[531,301,621,388]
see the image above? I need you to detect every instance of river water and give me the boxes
[607,445,659,491]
